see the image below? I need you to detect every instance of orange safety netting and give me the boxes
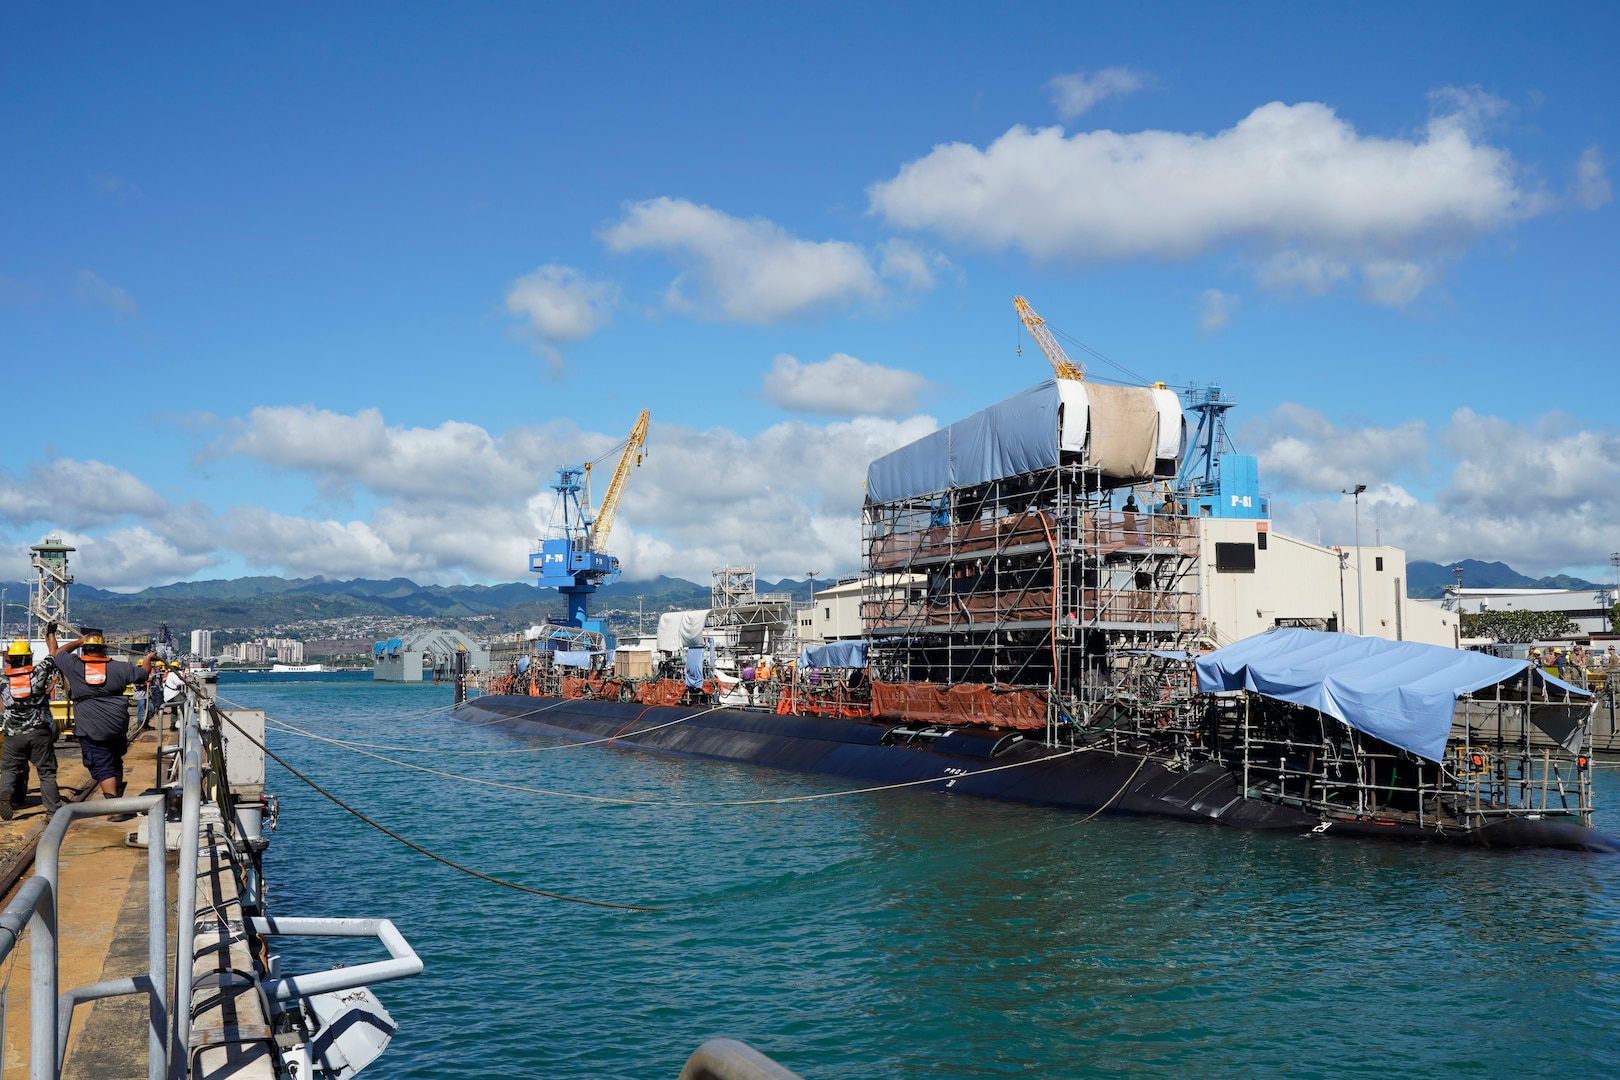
[870,681,1048,730]
[633,678,686,706]
[561,675,626,700]
[776,686,871,718]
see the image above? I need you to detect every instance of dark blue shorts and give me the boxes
[79,734,128,783]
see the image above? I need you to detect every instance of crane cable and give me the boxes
[216,710,661,912]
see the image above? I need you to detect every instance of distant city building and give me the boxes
[269,638,305,664]
[190,629,213,657]
[1437,587,1618,637]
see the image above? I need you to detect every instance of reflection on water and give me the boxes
[225,674,1620,1079]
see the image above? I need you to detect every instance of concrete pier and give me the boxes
[0,724,168,1080]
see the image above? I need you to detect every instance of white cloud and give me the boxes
[503,264,616,371]
[1245,404,1429,494]
[215,406,588,504]
[1047,67,1149,120]
[1572,146,1612,211]
[876,239,947,291]
[0,459,167,529]
[1261,406,1620,577]
[1196,289,1237,335]
[868,94,1578,306]
[599,197,932,322]
[74,270,139,320]
[608,414,937,581]
[762,353,932,418]
[21,527,219,590]
[205,406,937,584]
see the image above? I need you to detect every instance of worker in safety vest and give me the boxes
[1,639,60,820]
[48,625,156,820]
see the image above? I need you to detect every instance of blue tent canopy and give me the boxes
[799,641,869,669]
[1194,628,1589,762]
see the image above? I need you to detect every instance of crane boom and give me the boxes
[1013,296,1085,380]
[588,409,649,550]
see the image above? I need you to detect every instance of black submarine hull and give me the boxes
[451,695,1620,851]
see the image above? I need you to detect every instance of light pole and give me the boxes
[806,571,819,642]
[1342,484,1367,634]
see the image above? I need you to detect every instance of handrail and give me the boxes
[36,795,169,1080]
[247,916,423,1000]
[170,702,203,1080]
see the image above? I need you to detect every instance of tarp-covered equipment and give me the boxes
[798,640,869,669]
[1195,628,1589,762]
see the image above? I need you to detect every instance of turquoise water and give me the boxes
[222,672,1620,1079]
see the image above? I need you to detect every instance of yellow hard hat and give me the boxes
[7,640,30,659]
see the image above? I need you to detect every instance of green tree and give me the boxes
[1610,601,1620,634]
[1460,609,1578,643]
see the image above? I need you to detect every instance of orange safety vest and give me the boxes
[84,656,109,686]
[6,664,32,699]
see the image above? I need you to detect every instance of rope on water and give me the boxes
[1066,753,1151,825]
[261,700,715,755]
[216,710,662,912]
[254,709,1088,806]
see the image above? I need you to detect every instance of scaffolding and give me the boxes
[1202,679,1594,830]
[862,462,1199,730]
[709,564,797,664]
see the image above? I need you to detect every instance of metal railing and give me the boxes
[0,670,425,1080]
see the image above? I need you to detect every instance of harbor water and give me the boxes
[225,672,1620,1079]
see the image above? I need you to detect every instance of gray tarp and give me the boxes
[865,378,1173,503]
[1195,628,1590,762]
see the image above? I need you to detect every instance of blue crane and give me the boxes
[528,410,650,636]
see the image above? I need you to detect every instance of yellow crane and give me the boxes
[1013,296,1085,380]
[584,408,650,550]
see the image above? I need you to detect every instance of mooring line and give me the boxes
[249,709,1089,807]
[216,711,662,911]
[260,705,722,757]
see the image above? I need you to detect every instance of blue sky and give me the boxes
[2,2,1617,588]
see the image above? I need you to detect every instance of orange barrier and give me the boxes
[871,680,1047,730]
[562,675,626,700]
[633,678,686,706]
[776,686,871,718]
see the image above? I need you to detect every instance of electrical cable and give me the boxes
[215,710,661,912]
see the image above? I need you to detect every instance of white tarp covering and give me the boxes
[1151,386,1183,462]
[657,609,710,653]
[866,378,1179,503]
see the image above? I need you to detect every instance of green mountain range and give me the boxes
[0,573,817,642]
[1404,560,1603,599]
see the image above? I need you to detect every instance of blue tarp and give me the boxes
[685,647,706,689]
[1195,628,1589,762]
[798,640,869,669]
[867,380,1063,503]
[554,650,595,669]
